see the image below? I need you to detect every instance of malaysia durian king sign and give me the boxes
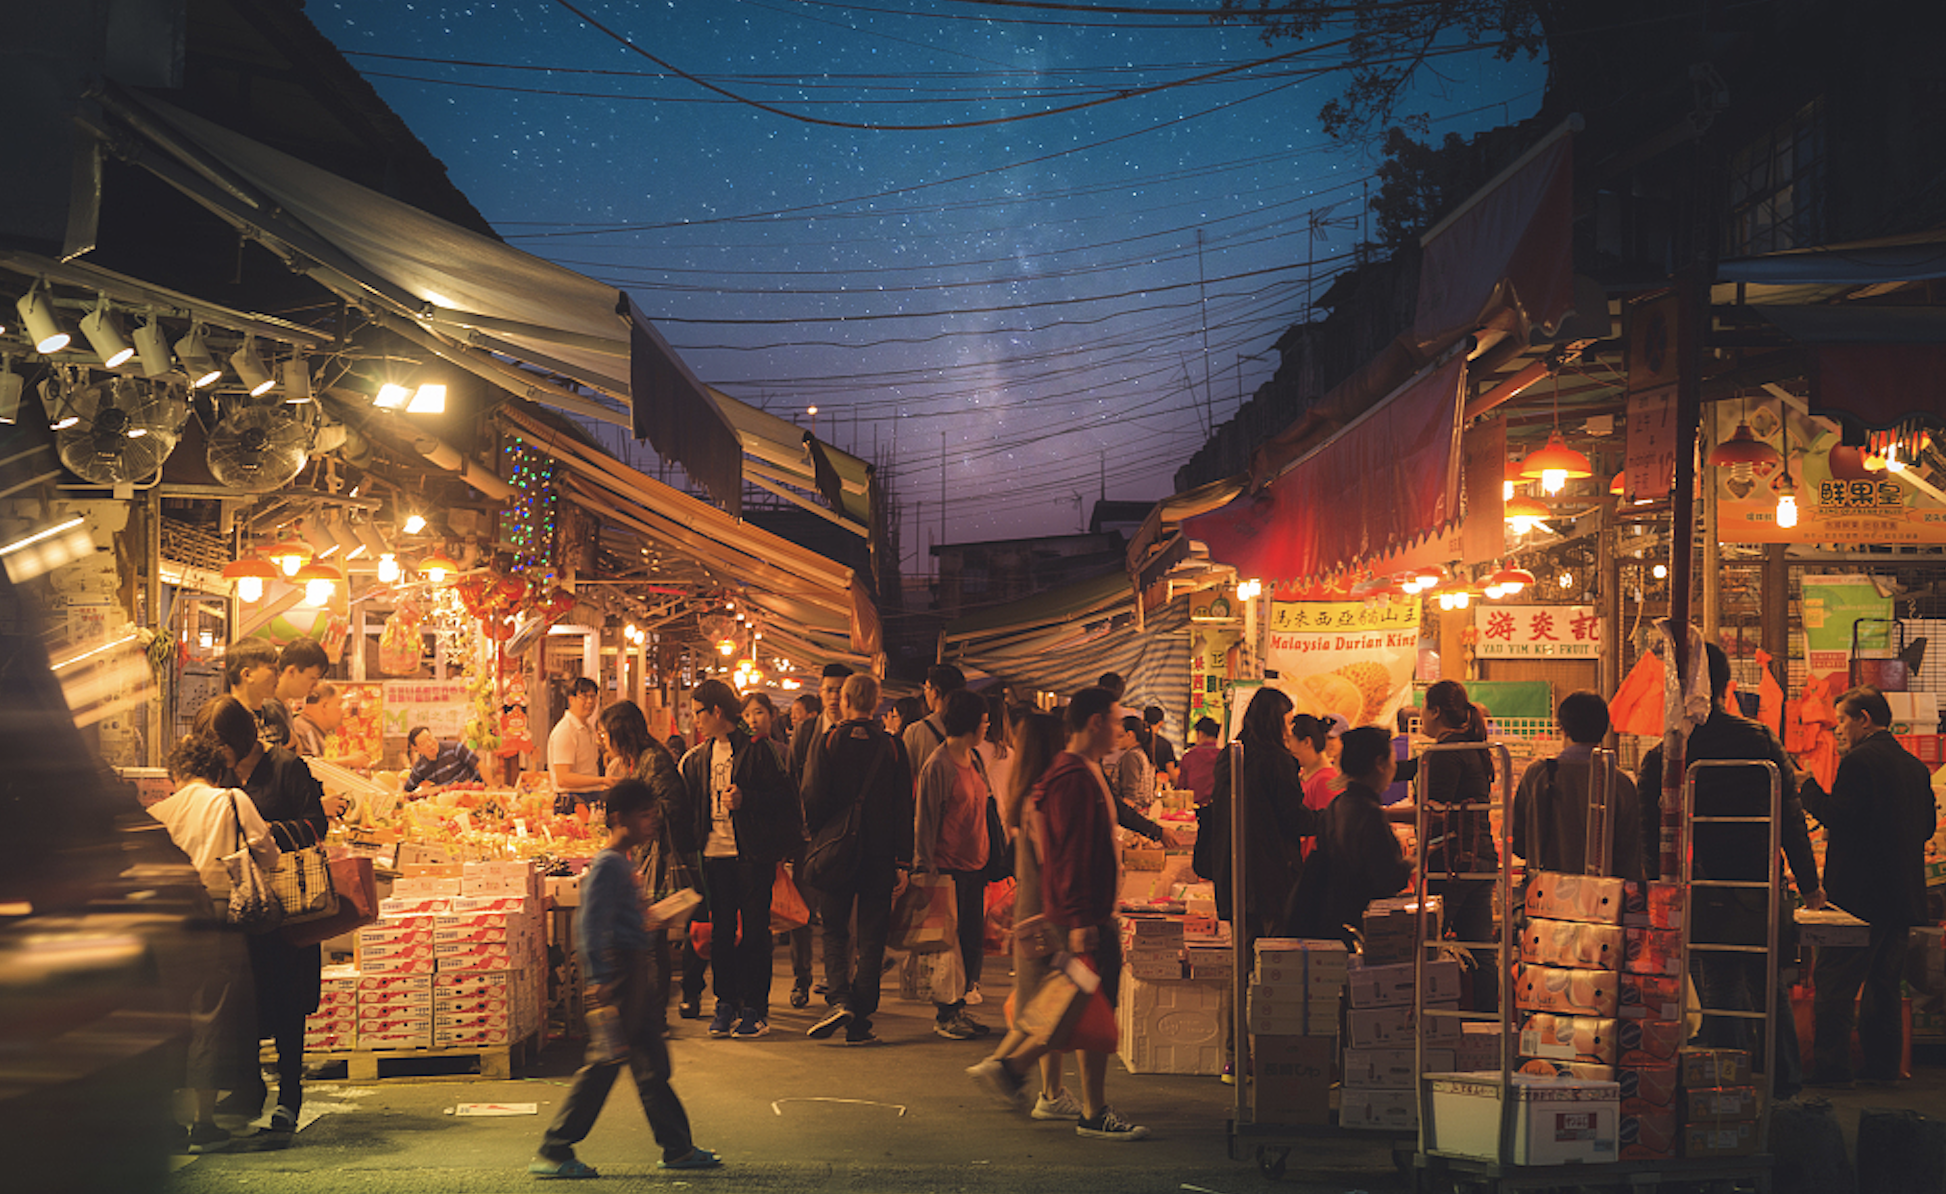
[1264,591,1420,731]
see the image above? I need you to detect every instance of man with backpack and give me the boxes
[902,664,965,780]
[800,673,914,1045]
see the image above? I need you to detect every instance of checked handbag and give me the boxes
[267,820,339,924]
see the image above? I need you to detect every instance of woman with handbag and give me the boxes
[195,694,344,1134]
[148,731,281,1153]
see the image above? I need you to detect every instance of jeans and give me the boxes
[934,870,988,1021]
[701,856,776,1016]
[819,880,894,1029]
[1812,922,1910,1082]
[540,951,694,1164]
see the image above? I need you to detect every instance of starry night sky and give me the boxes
[310,1,1544,568]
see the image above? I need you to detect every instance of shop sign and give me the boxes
[1264,594,1420,728]
[383,679,470,740]
[333,682,384,765]
[1713,402,1946,544]
[1624,385,1678,500]
[1474,604,1599,658]
[1800,575,1893,678]
[1187,591,1241,735]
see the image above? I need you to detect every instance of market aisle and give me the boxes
[160,946,1410,1193]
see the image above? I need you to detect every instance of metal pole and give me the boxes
[1660,265,1708,881]
[1228,740,1248,1137]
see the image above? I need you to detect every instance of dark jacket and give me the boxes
[674,728,804,865]
[1510,747,1645,883]
[1287,780,1411,943]
[1037,751,1119,932]
[1208,738,1317,926]
[1800,730,1935,927]
[1422,731,1497,876]
[801,718,914,889]
[237,744,329,1020]
[1639,707,1819,944]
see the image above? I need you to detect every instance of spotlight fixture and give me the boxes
[0,357,19,425]
[15,285,71,354]
[352,516,389,560]
[401,512,427,535]
[281,358,313,403]
[174,325,223,388]
[327,513,363,559]
[302,518,339,560]
[374,383,411,409]
[221,554,279,603]
[133,318,173,377]
[230,337,274,398]
[79,301,134,369]
[38,375,78,431]
[405,383,446,414]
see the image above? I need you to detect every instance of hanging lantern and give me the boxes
[1519,432,1594,495]
[1487,566,1535,595]
[264,539,311,577]
[294,560,341,607]
[1504,495,1550,535]
[221,554,279,603]
[418,551,461,584]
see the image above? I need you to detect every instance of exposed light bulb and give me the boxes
[236,576,264,603]
[281,555,303,577]
[1652,563,1668,580]
[1776,494,1799,528]
[303,578,334,607]
[377,553,400,583]
[422,563,449,584]
[1484,585,1505,600]
[374,383,411,409]
[1453,591,1470,609]
[402,513,426,535]
[1541,468,1567,495]
[1503,480,1515,501]
[1507,515,1543,535]
[1559,572,1574,589]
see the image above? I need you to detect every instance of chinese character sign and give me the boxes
[1187,592,1241,735]
[1799,575,1892,679]
[1473,605,1599,658]
[332,682,384,766]
[1714,402,1946,545]
[1624,385,1677,500]
[382,679,470,741]
[1264,596,1421,728]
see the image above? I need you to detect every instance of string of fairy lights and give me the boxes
[503,438,560,568]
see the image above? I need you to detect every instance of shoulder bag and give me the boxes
[801,736,888,892]
[266,817,340,923]
[222,792,285,934]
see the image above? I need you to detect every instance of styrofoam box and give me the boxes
[1117,970,1229,1075]
[1343,1047,1457,1090]
[1341,1086,1418,1130]
[1424,1072,1620,1166]
[1347,959,1464,1008]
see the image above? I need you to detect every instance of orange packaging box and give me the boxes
[356,973,433,993]
[434,994,510,1017]
[1515,965,1620,1018]
[357,1010,433,1034]
[1619,973,1682,1020]
[1519,1013,1618,1065]
[1624,928,1683,976]
[358,955,437,976]
[449,895,536,915]
[1618,1018,1686,1066]
[357,941,436,964]
[1620,1110,1677,1160]
[1622,881,1686,929]
[1617,1063,1680,1112]
[1523,873,1625,925]
[1520,919,1624,971]
[434,1008,511,1030]
[306,1012,357,1034]
[435,1025,512,1046]
[436,969,513,991]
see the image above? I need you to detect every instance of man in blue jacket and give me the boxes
[675,679,803,1040]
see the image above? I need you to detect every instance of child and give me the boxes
[531,778,720,1177]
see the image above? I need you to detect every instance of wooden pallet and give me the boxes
[283,1031,539,1082]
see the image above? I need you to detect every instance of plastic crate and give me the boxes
[1896,734,1944,768]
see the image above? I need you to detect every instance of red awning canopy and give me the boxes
[1184,357,1466,584]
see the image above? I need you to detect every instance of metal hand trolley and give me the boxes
[1409,751,1782,1193]
[1220,741,1417,1180]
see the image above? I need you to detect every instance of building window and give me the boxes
[1726,98,1826,256]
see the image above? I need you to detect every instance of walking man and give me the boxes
[801,673,913,1045]
[1802,686,1936,1086]
[786,663,853,1006]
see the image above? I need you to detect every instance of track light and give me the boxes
[79,301,134,369]
[16,286,71,354]
[174,325,222,388]
[327,513,363,559]
[374,383,410,409]
[352,516,389,561]
[0,358,18,425]
[230,337,274,397]
[133,319,173,377]
[282,358,313,403]
[406,383,446,414]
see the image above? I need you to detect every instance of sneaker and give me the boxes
[789,983,810,1009]
[1076,1106,1150,1141]
[807,1005,854,1040]
[967,1058,1027,1108]
[731,1010,769,1039]
[843,1025,881,1046]
[678,999,701,1020]
[185,1123,233,1154]
[707,1005,738,1038]
[658,1147,722,1170]
[1032,1088,1085,1121]
[935,1016,978,1040]
[948,1011,992,1037]
[268,1105,297,1133]
[963,983,983,1006]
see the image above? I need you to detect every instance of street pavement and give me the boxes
[161,952,1412,1194]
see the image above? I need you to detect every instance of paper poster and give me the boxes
[1187,590,1241,736]
[382,679,470,740]
[1800,575,1893,678]
[1714,402,1946,544]
[1474,605,1600,658]
[1624,385,1677,500]
[1264,592,1420,729]
[333,682,384,765]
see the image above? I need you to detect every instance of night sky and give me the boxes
[310,1,1544,569]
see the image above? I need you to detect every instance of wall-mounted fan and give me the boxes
[53,375,188,485]
[206,403,312,491]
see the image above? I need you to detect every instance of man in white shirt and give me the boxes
[549,677,604,811]
[901,664,964,777]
